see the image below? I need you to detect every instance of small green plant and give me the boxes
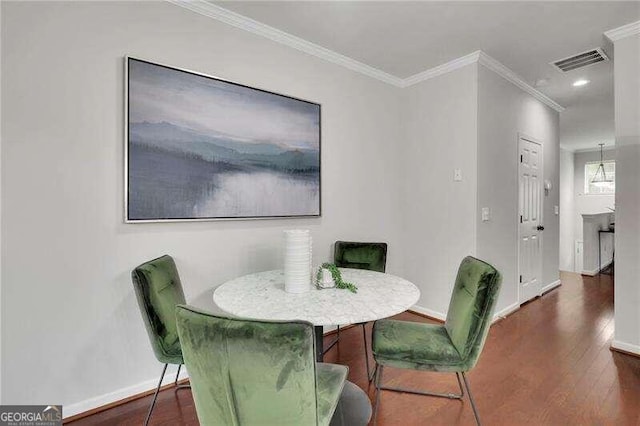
[316,263,358,293]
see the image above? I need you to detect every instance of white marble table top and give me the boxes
[213,268,420,326]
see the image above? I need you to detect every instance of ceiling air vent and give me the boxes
[551,48,609,73]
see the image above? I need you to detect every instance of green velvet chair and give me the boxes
[334,241,387,273]
[332,241,387,381]
[132,255,189,426]
[175,305,360,426]
[371,256,502,426]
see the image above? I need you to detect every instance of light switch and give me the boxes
[481,207,490,222]
[554,205,559,215]
[454,169,462,181]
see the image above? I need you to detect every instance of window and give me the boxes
[585,160,615,194]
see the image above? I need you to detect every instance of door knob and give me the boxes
[537,225,545,231]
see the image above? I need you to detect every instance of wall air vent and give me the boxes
[551,48,609,73]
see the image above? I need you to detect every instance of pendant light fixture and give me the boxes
[591,143,613,187]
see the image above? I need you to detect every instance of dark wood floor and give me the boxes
[69,272,640,425]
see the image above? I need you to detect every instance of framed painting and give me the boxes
[124,57,321,222]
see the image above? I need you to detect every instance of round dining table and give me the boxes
[213,268,420,361]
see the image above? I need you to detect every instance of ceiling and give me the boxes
[212,1,640,151]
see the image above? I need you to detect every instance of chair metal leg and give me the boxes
[174,364,190,390]
[379,370,464,399]
[144,363,168,426]
[379,385,463,399]
[461,372,481,426]
[456,372,465,397]
[362,323,375,382]
[322,325,341,355]
[323,335,340,354]
[372,364,383,425]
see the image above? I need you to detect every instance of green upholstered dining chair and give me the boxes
[175,305,370,426]
[371,256,502,426]
[132,255,189,426]
[332,241,387,381]
[334,241,387,273]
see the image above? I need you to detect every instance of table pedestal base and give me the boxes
[315,326,324,361]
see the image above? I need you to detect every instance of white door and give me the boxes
[518,137,543,303]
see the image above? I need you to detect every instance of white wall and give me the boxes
[477,65,560,311]
[559,148,574,271]
[402,62,561,317]
[400,64,478,317]
[1,1,404,412]
[612,32,640,354]
[0,0,3,403]
[1,0,565,414]
[573,149,616,241]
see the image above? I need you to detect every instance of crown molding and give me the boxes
[166,0,404,87]
[477,52,565,112]
[401,51,481,87]
[401,50,564,113]
[604,20,640,42]
[167,1,563,112]
[572,145,617,154]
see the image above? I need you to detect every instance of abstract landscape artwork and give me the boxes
[125,57,321,222]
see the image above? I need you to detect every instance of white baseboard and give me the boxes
[581,260,613,276]
[492,279,564,323]
[541,279,561,294]
[492,303,519,323]
[64,364,189,419]
[611,340,640,356]
[409,304,446,321]
[412,301,520,324]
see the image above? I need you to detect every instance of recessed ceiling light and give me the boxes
[573,79,590,87]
